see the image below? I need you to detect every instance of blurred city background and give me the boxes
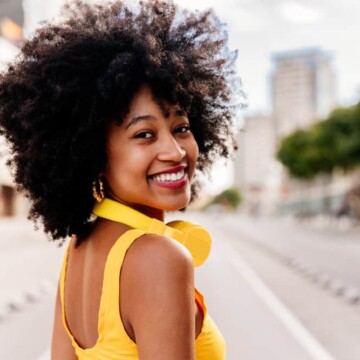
[1,1,360,359]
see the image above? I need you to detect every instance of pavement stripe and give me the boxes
[222,241,335,360]
[36,349,50,360]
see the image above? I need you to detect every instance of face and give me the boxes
[102,85,199,220]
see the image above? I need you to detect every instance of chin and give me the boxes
[159,197,191,212]
[165,204,189,212]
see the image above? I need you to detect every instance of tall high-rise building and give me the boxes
[234,48,337,214]
[271,47,336,138]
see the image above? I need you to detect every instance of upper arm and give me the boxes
[121,234,195,360]
[51,285,77,360]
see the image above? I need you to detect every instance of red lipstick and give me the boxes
[149,165,187,177]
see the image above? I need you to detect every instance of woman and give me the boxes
[0,0,241,358]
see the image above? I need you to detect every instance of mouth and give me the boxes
[148,166,188,189]
[151,168,186,182]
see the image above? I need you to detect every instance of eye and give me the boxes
[174,125,191,134]
[134,131,154,139]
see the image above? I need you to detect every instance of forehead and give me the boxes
[126,84,180,119]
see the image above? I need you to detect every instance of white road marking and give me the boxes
[222,241,335,360]
[36,348,50,360]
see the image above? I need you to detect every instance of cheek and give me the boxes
[195,142,199,161]
[189,138,199,163]
[107,148,150,180]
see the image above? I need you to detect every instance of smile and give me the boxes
[148,168,188,190]
[151,169,185,183]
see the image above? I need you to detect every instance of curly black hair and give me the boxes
[0,0,242,244]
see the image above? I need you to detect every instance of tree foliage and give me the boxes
[277,129,317,179]
[277,101,360,179]
[207,187,242,210]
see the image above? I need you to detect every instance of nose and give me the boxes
[157,134,186,162]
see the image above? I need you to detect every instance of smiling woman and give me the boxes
[0,0,242,359]
[104,85,199,218]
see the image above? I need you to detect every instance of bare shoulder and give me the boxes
[120,234,196,359]
[121,233,194,298]
[124,233,193,274]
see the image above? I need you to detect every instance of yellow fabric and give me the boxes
[60,229,226,359]
[92,198,212,267]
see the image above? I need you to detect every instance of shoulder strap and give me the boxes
[59,242,80,349]
[59,229,146,350]
[98,229,146,335]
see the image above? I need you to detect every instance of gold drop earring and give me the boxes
[92,177,105,202]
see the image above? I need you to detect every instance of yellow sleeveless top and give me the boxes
[60,229,226,359]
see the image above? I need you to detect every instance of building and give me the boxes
[234,48,337,216]
[235,114,281,214]
[269,48,360,219]
[0,0,23,25]
[0,1,24,216]
[271,47,336,138]
[270,48,337,214]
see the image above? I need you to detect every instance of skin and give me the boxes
[102,84,198,220]
[51,85,203,359]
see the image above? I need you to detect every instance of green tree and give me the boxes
[277,129,318,179]
[277,101,360,179]
[325,103,360,170]
[207,187,242,210]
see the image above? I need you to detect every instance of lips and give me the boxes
[148,165,188,189]
[149,165,187,177]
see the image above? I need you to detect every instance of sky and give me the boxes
[175,0,360,115]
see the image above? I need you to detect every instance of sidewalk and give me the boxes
[0,218,64,323]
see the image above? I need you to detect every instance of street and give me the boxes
[190,212,360,360]
[1,213,360,359]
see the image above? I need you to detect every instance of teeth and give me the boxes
[153,170,185,182]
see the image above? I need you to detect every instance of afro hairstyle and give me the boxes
[0,0,242,244]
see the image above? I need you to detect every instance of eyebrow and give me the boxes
[126,109,188,129]
[126,115,156,129]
